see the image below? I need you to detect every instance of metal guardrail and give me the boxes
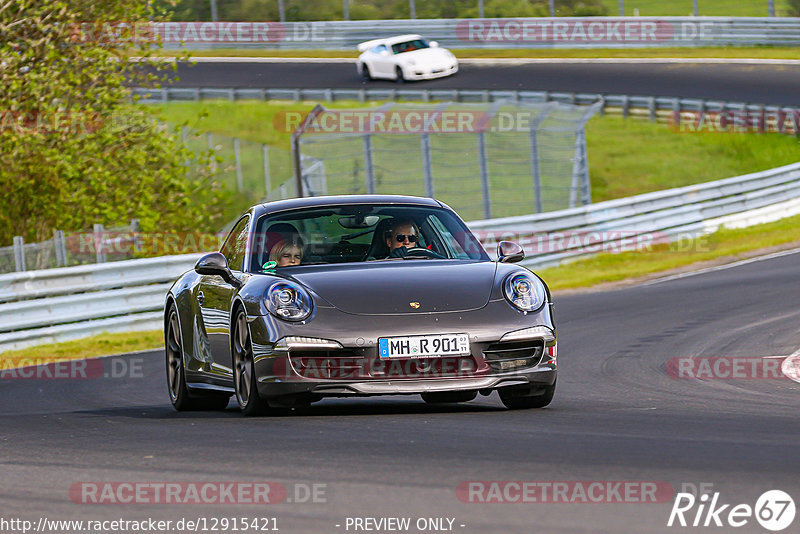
[2,161,799,352]
[133,87,800,133]
[154,18,800,50]
[469,161,800,268]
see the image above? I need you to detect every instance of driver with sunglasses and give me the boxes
[385,219,443,259]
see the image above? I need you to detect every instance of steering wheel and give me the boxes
[405,247,444,259]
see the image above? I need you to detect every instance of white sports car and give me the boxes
[357,34,458,82]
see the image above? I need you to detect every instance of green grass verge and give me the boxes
[538,213,800,290]
[600,0,791,17]
[0,330,163,366]
[154,46,800,59]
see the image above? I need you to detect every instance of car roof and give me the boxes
[254,194,443,217]
[358,34,424,49]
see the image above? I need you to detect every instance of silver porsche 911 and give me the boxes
[165,195,557,415]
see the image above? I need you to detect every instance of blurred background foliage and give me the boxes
[0,0,231,246]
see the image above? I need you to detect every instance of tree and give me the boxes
[0,0,229,246]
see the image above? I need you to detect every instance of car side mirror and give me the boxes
[429,40,439,48]
[379,49,390,57]
[195,252,241,287]
[497,241,525,263]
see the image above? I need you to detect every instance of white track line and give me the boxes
[639,246,800,287]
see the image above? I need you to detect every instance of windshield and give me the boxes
[391,39,429,54]
[248,204,488,272]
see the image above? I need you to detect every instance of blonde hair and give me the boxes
[269,239,303,264]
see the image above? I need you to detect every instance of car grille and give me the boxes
[289,350,479,380]
[482,340,544,373]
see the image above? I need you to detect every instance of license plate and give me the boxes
[378,333,470,359]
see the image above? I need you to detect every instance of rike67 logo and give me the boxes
[668,490,795,531]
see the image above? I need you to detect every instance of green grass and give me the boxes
[600,0,791,17]
[0,330,163,367]
[152,101,800,207]
[538,213,800,290]
[155,46,800,59]
[586,116,800,201]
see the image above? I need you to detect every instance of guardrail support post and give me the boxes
[477,132,492,219]
[13,236,25,272]
[234,137,243,192]
[53,230,65,267]
[421,133,434,198]
[93,224,106,264]
[363,134,375,194]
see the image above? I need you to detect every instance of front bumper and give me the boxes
[250,316,556,402]
[404,63,459,80]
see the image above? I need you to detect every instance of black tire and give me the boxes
[359,63,372,82]
[395,66,405,84]
[499,380,556,410]
[165,305,230,411]
[421,390,477,404]
[232,309,272,416]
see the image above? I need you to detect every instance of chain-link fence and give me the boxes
[0,222,141,274]
[292,100,600,221]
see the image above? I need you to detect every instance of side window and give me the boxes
[372,44,387,54]
[220,216,250,272]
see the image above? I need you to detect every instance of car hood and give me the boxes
[288,260,497,315]
[397,48,455,68]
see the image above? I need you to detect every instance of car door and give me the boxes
[197,215,249,379]
[370,44,394,78]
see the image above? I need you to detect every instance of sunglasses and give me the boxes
[393,233,418,243]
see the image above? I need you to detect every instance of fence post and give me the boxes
[12,236,25,272]
[363,134,376,194]
[570,129,592,208]
[234,137,243,192]
[618,0,624,15]
[477,132,491,219]
[93,224,106,264]
[262,144,271,195]
[53,230,65,267]
[549,0,555,16]
[421,133,434,198]
[130,219,142,254]
[769,0,775,16]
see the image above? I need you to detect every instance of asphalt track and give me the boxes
[167,60,800,106]
[3,249,800,533]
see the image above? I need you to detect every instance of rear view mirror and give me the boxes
[429,41,439,48]
[339,215,380,228]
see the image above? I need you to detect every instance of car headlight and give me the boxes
[265,281,313,321]
[503,272,546,312]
